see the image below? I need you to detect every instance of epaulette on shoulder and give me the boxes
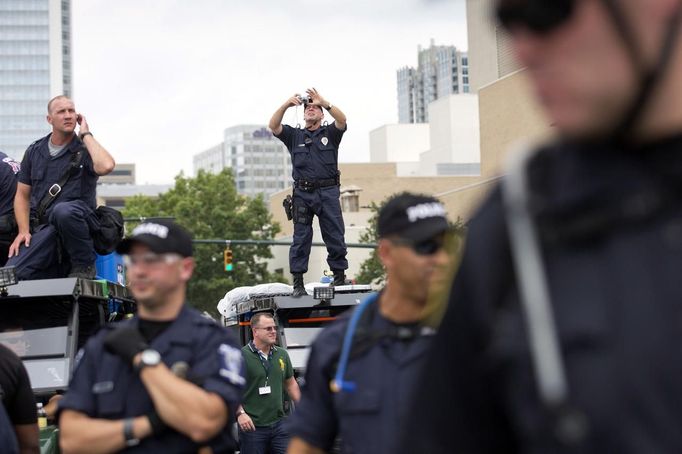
[25,137,45,155]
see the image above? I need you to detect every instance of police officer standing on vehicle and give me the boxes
[286,193,451,454]
[58,220,245,453]
[270,88,348,297]
[404,0,682,453]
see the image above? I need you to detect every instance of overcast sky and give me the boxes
[71,0,468,184]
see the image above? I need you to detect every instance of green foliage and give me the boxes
[354,196,468,286]
[123,169,282,315]
[355,201,384,286]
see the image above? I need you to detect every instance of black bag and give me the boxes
[93,206,124,255]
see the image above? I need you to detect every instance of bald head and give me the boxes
[47,95,72,114]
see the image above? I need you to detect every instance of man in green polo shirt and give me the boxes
[236,312,300,454]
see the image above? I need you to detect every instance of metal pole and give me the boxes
[192,239,377,249]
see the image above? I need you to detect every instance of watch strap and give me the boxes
[123,417,140,447]
[79,131,93,140]
[325,103,333,111]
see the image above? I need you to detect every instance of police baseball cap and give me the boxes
[116,219,193,257]
[377,193,449,243]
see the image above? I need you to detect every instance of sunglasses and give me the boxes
[391,236,445,256]
[255,326,278,332]
[496,0,576,35]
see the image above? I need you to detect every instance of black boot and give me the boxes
[292,273,307,297]
[332,270,346,286]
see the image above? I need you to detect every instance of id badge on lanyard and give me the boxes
[258,352,272,395]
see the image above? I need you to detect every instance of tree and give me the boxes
[355,201,384,285]
[355,197,467,287]
[123,169,283,315]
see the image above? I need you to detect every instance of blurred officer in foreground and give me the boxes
[58,220,245,453]
[287,193,451,454]
[404,0,682,453]
[270,88,348,297]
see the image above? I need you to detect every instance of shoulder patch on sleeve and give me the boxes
[218,344,246,386]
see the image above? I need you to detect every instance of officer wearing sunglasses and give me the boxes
[286,193,451,454]
[405,0,682,453]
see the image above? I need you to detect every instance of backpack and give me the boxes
[93,206,124,255]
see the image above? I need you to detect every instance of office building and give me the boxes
[0,0,72,158]
[466,0,520,92]
[193,125,292,198]
[397,40,469,123]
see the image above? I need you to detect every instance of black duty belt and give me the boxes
[294,177,339,191]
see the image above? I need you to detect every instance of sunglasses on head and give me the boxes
[391,236,445,256]
[496,0,576,35]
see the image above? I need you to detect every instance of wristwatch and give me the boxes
[236,409,246,418]
[325,103,333,111]
[123,417,140,447]
[135,349,161,372]
[79,131,93,140]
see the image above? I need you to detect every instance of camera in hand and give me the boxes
[298,95,311,104]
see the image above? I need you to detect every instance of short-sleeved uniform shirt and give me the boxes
[287,298,434,454]
[274,123,346,181]
[0,152,20,219]
[58,305,246,453]
[18,134,98,218]
[241,342,293,426]
[0,344,36,425]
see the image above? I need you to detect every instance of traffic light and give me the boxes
[223,249,233,272]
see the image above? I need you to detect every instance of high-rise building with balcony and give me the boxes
[397,40,468,124]
[0,0,72,158]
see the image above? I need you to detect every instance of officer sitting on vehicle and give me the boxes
[7,95,115,280]
[270,88,348,297]
[286,193,452,454]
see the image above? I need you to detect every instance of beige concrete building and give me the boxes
[466,0,521,93]
[98,163,136,185]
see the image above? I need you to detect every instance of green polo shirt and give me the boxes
[241,342,294,426]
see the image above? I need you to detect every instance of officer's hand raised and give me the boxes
[104,326,149,366]
[306,87,326,107]
[286,94,303,108]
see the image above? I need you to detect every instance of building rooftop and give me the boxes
[96,184,172,198]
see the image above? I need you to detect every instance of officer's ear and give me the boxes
[377,239,394,270]
[179,257,195,282]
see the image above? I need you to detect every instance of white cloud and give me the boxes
[72,0,467,184]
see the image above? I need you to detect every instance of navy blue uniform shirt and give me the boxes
[18,134,97,218]
[275,123,346,181]
[404,136,682,453]
[0,152,20,218]
[287,299,433,454]
[59,305,245,453]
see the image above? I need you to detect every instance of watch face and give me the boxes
[141,349,161,366]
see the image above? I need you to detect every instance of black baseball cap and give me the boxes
[116,219,193,257]
[377,193,449,242]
